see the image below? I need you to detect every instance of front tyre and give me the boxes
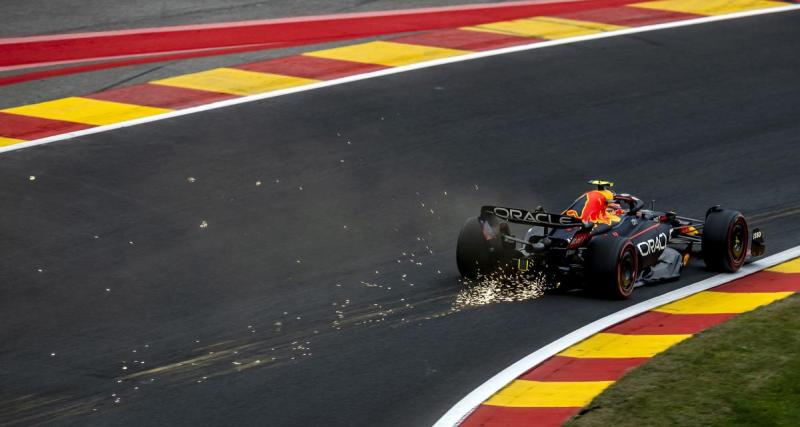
[702,209,748,272]
[586,237,639,299]
[456,217,496,279]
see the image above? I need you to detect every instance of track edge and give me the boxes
[433,244,800,427]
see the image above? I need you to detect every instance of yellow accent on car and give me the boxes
[682,225,700,236]
[589,179,614,187]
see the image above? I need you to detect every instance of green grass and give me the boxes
[566,293,800,427]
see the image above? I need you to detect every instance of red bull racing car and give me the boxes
[456,180,765,299]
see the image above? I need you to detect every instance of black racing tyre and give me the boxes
[456,217,496,279]
[586,236,638,299]
[702,209,748,272]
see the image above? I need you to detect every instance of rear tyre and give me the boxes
[586,237,638,299]
[702,209,748,272]
[456,217,497,279]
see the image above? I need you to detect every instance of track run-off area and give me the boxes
[1,3,800,427]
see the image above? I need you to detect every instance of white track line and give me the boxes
[433,245,800,427]
[3,4,800,154]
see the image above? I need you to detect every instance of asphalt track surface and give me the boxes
[1,10,800,427]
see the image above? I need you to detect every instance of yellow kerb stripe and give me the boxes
[654,291,793,314]
[463,17,625,40]
[484,380,614,407]
[304,41,467,67]
[152,68,318,96]
[2,97,171,126]
[631,0,786,16]
[767,258,800,274]
[559,333,691,358]
[0,136,25,146]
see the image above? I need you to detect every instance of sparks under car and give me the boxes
[456,180,765,298]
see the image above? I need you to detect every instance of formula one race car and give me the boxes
[456,180,765,299]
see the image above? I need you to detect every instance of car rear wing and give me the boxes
[480,205,585,229]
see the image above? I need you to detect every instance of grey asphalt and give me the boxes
[1,9,799,427]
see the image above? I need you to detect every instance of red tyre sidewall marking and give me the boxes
[617,242,637,297]
[726,216,748,271]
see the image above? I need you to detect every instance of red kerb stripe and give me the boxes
[460,405,580,427]
[555,5,702,27]
[0,0,637,68]
[520,356,649,382]
[392,28,538,51]
[605,311,736,335]
[236,55,387,80]
[0,112,92,139]
[713,270,800,293]
[86,84,237,109]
